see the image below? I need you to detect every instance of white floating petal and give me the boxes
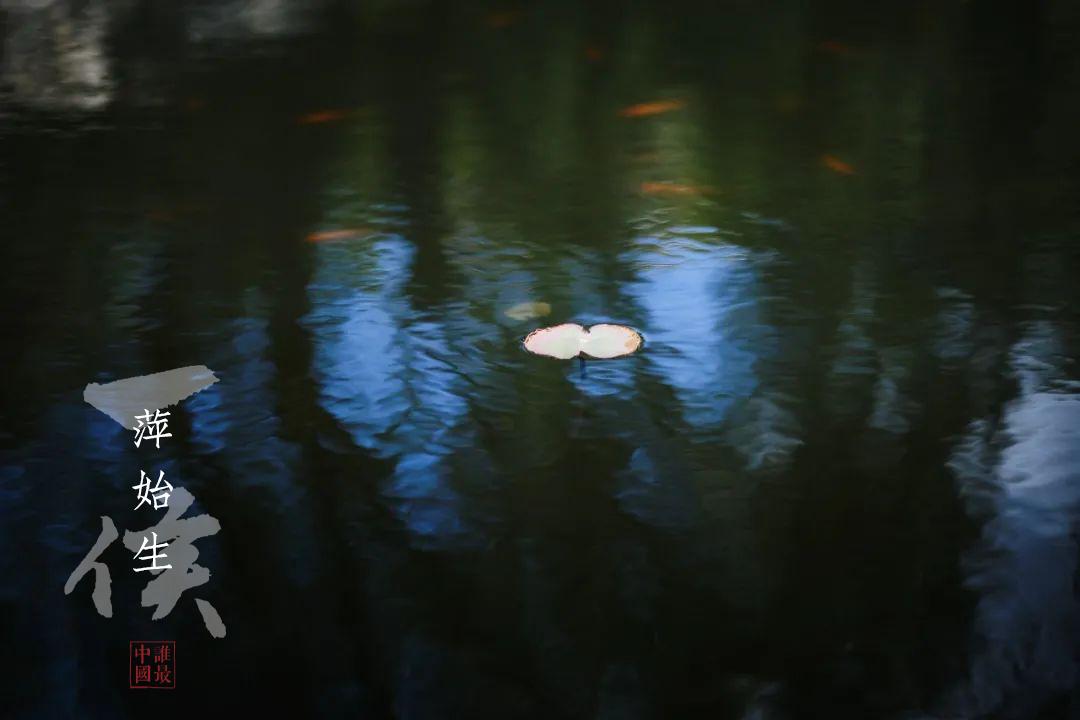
[523,323,642,360]
[580,323,643,358]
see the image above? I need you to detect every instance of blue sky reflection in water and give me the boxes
[306,233,481,548]
[1,0,1080,718]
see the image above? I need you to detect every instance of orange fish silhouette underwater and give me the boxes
[639,182,716,197]
[296,109,355,125]
[618,99,686,118]
[821,155,856,175]
[485,10,521,29]
[817,40,860,57]
[304,228,375,243]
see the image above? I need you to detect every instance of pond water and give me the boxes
[2,1,1079,718]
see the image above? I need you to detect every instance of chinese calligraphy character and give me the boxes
[154,665,172,684]
[134,665,151,684]
[133,470,173,510]
[63,516,118,617]
[133,408,172,449]
[133,532,172,572]
[65,488,227,638]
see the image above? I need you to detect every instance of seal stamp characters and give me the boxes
[130,640,175,689]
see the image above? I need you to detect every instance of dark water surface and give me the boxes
[2,1,1080,718]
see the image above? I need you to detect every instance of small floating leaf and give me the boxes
[523,323,642,360]
[504,301,552,321]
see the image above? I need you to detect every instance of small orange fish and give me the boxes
[184,97,206,112]
[618,99,686,118]
[640,182,714,197]
[584,44,604,62]
[305,228,372,243]
[817,40,858,57]
[485,10,520,29]
[821,155,856,175]
[297,109,350,125]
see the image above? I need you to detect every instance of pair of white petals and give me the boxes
[523,323,642,360]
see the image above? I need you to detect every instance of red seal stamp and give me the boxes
[129,640,176,689]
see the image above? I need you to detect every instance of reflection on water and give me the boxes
[2,0,113,110]
[307,232,486,548]
[947,321,1080,718]
[627,233,762,428]
[1,0,1079,718]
